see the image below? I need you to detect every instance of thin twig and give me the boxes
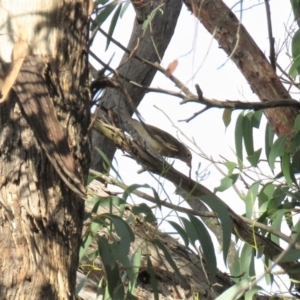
[264,0,276,70]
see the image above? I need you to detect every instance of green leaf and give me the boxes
[292,150,300,174]
[79,234,93,261]
[128,249,142,295]
[96,0,110,5]
[75,275,88,295]
[142,8,160,31]
[107,264,124,298]
[247,148,262,167]
[264,257,273,286]
[240,243,255,278]
[102,214,135,258]
[87,175,96,185]
[222,108,232,128]
[276,249,300,263]
[180,217,198,247]
[168,221,189,247]
[79,221,102,260]
[98,236,116,269]
[285,210,293,229]
[291,221,300,241]
[245,286,262,300]
[235,112,244,170]
[215,279,250,300]
[289,55,300,78]
[106,3,122,50]
[230,251,242,283]
[214,173,239,193]
[123,184,161,209]
[282,152,293,187]
[224,161,237,176]
[295,115,300,132]
[251,110,262,128]
[199,195,232,265]
[147,257,159,300]
[267,186,288,210]
[268,135,287,169]
[95,147,122,180]
[153,239,187,285]
[242,112,254,157]
[258,183,275,207]
[292,29,300,58]
[287,131,300,154]
[270,210,287,244]
[189,215,217,280]
[92,1,118,31]
[120,1,130,18]
[87,196,126,212]
[245,181,260,219]
[131,203,157,223]
[265,123,274,162]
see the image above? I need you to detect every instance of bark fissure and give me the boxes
[0,1,91,299]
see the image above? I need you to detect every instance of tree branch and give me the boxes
[92,114,300,284]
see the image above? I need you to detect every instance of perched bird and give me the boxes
[114,108,192,167]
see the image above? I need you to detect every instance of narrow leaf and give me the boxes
[102,214,135,258]
[245,286,262,300]
[199,195,232,265]
[147,257,159,300]
[265,123,274,163]
[180,217,198,246]
[251,110,262,128]
[247,148,262,167]
[268,135,287,169]
[106,4,122,50]
[189,215,217,280]
[215,278,250,299]
[282,152,293,187]
[224,161,237,176]
[245,181,260,219]
[276,249,300,263]
[120,1,130,18]
[75,275,88,295]
[153,239,187,285]
[214,174,239,193]
[92,1,118,31]
[132,203,157,223]
[107,264,124,299]
[128,249,142,294]
[242,112,254,157]
[241,243,255,278]
[222,108,232,128]
[168,221,189,247]
[235,112,244,169]
[98,236,116,269]
[270,210,287,245]
[294,114,300,132]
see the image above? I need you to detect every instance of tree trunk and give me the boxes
[0,1,91,299]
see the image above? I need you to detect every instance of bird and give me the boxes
[114,108,192,167]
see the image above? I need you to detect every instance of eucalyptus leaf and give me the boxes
[235,111,244,169]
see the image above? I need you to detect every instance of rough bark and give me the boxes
[90,0,182,171]
[0,1,90,299]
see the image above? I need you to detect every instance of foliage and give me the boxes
[77,0,300,299]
